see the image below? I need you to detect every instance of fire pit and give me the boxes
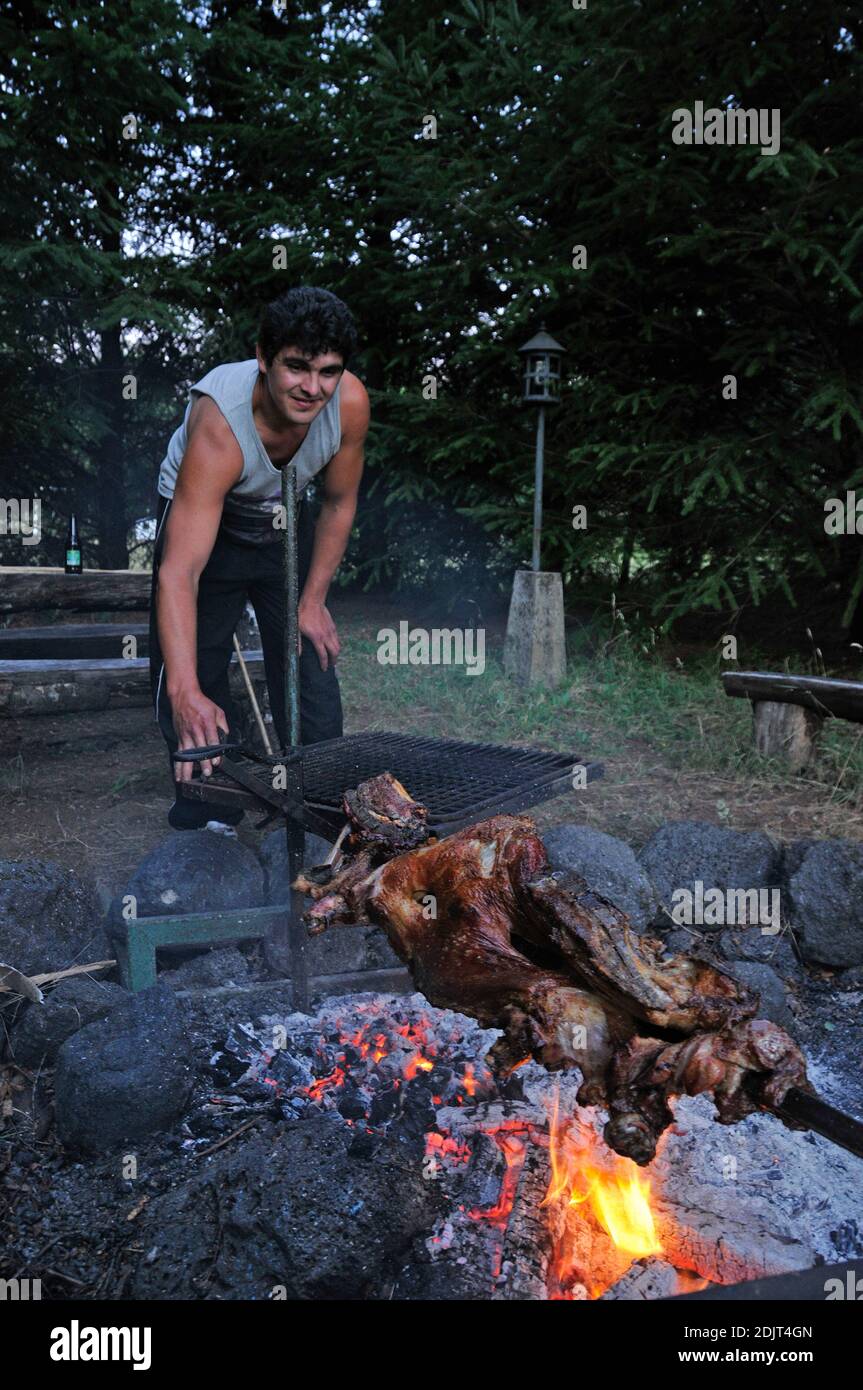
[173,989,863,1302]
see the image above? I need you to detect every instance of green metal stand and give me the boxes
[115,905,287,992]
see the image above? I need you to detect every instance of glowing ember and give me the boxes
[306,1065,346,1100]
[461,1064,478,1097]
[674,1270,710,1295]
[404,1055,434,1079]
[210,997,814,1299]
[425,1130,471,1165]
[468,1123,531,1229]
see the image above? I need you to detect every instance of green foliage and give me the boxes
[1,0,860,645]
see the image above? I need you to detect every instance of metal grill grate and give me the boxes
[185,731,603,838]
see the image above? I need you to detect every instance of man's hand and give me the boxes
[298,596,341,671]
[171,687,230,782]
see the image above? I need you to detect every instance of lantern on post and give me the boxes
[503,322,568,688]
[518,325,565,571]
[520,324,564,404]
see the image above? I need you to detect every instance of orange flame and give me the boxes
[543,1089,662,1261]
[567,1165,662,1258]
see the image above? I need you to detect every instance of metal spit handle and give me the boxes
[281,457,309,1012]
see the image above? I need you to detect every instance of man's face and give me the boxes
[256,343,344,424]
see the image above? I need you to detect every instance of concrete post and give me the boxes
[503,570,567,688]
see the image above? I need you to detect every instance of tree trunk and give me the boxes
[96,323,128,569]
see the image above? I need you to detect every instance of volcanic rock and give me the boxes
[259,828,331,900]
[716,925,801,981]
[103,831,265,963]
[54,984,194,1153]
[0,859,107,975]
[10,975,125,1067]
[638,821,780,929]
[785,840,863,967]
[541,824,659,931]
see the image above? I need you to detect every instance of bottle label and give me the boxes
[66,549,81,565]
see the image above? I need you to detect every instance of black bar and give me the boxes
[281,460,309,1012]
[776,1086,863,1162]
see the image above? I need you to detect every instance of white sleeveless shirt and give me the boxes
[157,359,342,542]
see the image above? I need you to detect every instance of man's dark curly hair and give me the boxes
[258,286,358,368]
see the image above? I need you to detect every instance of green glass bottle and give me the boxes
[65,514,82,574]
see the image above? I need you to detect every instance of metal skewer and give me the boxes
[775,1086,863,1163]
[304,820,351,885]
[277,459,309,1011]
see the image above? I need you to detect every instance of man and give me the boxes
[149,285,368,830]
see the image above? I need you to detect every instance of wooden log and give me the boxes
[752,699,822,772]
[0,623,149,660]
[0,567,151,614]
[722,670,863,724]
[0,650,264,717]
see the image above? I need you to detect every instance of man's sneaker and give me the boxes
[205,821,239,837]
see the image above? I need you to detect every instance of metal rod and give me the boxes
[776,1086,863,1163]
[281,461,309,1012]
[531,403,545,572]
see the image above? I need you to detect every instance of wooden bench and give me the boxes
[0,623,150,660]
[722,670,863,772]
[0,566,151,613]
[0,568,264,723]
[0,650,266,718]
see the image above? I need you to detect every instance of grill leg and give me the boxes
[286,815,308,1012]
[270,456,310,1011]
[115,928,157,993]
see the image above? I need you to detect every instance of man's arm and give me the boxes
[299,375,370,670]
[156,396,243,781]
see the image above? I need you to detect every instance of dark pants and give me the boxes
[149,494,343,827]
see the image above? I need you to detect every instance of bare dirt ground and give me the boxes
[1,592,860,907]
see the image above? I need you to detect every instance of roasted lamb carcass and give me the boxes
[296,783,811,1165]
